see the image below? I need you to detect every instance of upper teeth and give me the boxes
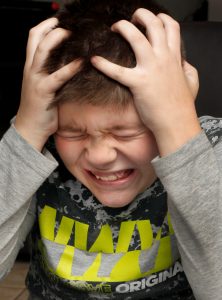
[95,175,118,181]
[94,171,127,182]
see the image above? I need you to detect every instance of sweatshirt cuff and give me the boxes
[2,125,58,177]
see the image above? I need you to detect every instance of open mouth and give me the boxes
[89,169,134,182]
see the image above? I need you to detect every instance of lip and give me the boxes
[85,169,137,188]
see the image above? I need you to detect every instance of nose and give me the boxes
[85,137,117,168]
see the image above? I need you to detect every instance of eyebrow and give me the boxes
[107,124,145,131]
[57,125,85,132]
[58,123,144,132]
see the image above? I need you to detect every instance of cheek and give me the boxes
[55,138,79,165]
[144,136,158,160]
[129,134,158,165]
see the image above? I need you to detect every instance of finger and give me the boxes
[31,28,71,72]
[47,59,83,92]
[131,8,168,51]
[25,18,58,69]
[111,20,154,66]
[91,55,135,86]
[157,13,181,63]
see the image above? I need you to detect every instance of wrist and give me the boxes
[152,109,202,157]
[14,119,49,152]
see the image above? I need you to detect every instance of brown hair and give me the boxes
[44,0,168,108]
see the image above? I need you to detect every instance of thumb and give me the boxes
[183,61,199,100]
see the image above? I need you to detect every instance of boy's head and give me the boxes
[45,0,168,108]
[47,0,171,207]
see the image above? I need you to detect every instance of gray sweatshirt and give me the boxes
[0,116,222,300]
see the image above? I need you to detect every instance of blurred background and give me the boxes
[0,0,222,135]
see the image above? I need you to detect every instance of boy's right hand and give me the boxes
[15,18,81,152]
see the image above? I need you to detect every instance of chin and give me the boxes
[95,193,135,208]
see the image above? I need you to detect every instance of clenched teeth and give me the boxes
[93,170,131,182]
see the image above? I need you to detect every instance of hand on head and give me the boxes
[15,17,81,151]
[91,9,201,156]
[15,9,201,156]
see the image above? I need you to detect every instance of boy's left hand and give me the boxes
[91,9,202,156]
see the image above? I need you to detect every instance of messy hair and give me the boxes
[44,0,169,108]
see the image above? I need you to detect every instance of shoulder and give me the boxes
[199,116,222,147]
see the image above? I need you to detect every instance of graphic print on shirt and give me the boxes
[26,177,194,300]
[38,203,179,283]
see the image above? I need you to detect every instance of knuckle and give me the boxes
[29,26,38,37]
[53,27,67,35]
[157,13,180,31]
[115,66,124,79]
[133,8,145,15]
[151,17,163,27]
[114,65,128,81]
[132,32,146,44]
[51,71,63,84]
[113,19,129,29]
[36,42,45,54]
[51,71,59,81]
[171,19,180,31]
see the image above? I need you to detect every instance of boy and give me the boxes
[1,0,222,299]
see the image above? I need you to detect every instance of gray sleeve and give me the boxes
[152,131,222,300]
[0,125,58,279]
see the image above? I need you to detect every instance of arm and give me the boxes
[0,125,57,279]
[91,9,222,299]
[0,18,81,278]
[152,129,222,300]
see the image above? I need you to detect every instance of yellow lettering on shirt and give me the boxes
[110,250,141,281]
[39,206,56,241]
[56,245,75,278]
[38,205,175,282]
[89,224,114,253]
[136,220,153,250]
[54,216,74,245]
[116,221,136,253]
[74,220,89,250]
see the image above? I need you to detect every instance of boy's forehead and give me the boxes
[58,100,134,115]
[58,101,144,130]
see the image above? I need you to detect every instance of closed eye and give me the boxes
[113,134,135,140]
[112,128,148,141]
[113,132,146,141]
[55,132,88,141]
